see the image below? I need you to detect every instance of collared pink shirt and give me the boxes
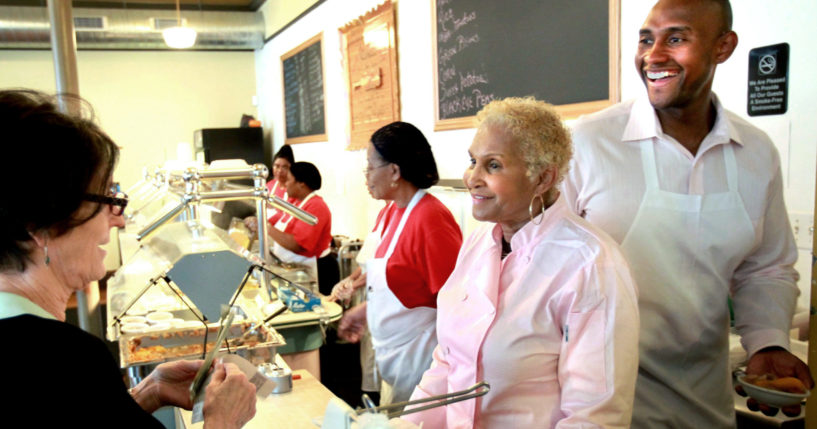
[405,197,640,428]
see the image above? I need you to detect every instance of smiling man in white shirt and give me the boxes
[561,0,812,427]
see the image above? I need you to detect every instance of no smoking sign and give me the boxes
[747,43,789,116]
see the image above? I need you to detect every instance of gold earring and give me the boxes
[43,235,50,266]
[390,182,398,188]
[529,194,545,225]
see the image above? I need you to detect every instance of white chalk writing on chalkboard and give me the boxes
[434,0,613,125]
[436,1,495,120]
[283,39,325,138]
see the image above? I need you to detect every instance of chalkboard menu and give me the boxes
[282,33,327,143]
[434,0,620,130]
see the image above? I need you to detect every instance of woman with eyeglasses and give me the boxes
[331,121,462,407]
[0,90,256,428]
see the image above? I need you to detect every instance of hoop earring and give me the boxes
[43,235,50,266]
[529,194,545,225]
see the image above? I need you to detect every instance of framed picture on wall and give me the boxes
[281,33,328,144]
[340,0,400,151]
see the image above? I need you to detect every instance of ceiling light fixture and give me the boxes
[162,0,197,49]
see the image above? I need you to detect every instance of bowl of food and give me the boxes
[736,373,810,407]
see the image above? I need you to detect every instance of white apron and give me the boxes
[366,190,437,405]
[272,191,319,281]
[269,180,281,196]
[267,180,288,217]
[356,216,385,393]
[267,180,289,208]
[625,141,754,428]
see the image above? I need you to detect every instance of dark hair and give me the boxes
[370,122,439,189]
[0,89,119,272]
[273,144,294,165]
[716,0,733,32]
[289,162,322,191]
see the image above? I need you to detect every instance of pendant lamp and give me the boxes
[162,0,197,49]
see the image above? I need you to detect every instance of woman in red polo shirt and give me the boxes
[266,144,294,200]
[334,122,463,407]
[267,162,334,288]
[244,144,295,232]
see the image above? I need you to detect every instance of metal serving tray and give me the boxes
[119,320,285,368]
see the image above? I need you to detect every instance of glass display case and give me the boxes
[106,221,287,368]
[107,162,342,373]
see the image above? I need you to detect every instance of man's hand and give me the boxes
[737,347,813,417]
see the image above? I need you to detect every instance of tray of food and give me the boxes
[119,320,286,368]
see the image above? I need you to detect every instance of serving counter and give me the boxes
[175,369,336,428]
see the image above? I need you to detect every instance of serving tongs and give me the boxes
[361,381,490,419]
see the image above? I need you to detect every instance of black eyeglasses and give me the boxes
[83,182,129,216]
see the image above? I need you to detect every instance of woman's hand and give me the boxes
[131,359,205,413]
[337,303,368,343]
[203,360,257,429]
[329,277,355,303]
[328,268,366,304]
[244,216,259,235]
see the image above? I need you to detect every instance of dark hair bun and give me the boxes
[370,122,439,189]
[289,162,322,191]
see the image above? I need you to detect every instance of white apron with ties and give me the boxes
[356,218,384,393]
[625,141,755,428]
[267,181,288,216]
[272,191,319,280]
[366,190,437,405]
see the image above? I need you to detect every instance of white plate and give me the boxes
[146,311,174,324]
[121,322,149,334]
[737,374,810,407]
[120,315,146,325]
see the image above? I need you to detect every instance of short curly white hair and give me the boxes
[476,97,572,192]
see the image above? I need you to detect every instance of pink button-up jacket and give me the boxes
[405,197,640,428]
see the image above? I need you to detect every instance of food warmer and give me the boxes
[106,162,340,379]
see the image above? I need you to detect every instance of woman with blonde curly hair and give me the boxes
[403,97,641,428]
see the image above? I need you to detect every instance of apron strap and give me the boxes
[280,191,317,229]
[375,202,393,236]
[723,144,739,192]
[383,190,426,259]
[640,140,740,193]
[640,141,660,190]
[270,180,288,200]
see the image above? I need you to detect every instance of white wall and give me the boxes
[255,0,477,242]
[0,50,257,188]
[260,0,321,38]
[256,0,817,308]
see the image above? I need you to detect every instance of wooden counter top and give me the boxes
[177,369,337,428]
